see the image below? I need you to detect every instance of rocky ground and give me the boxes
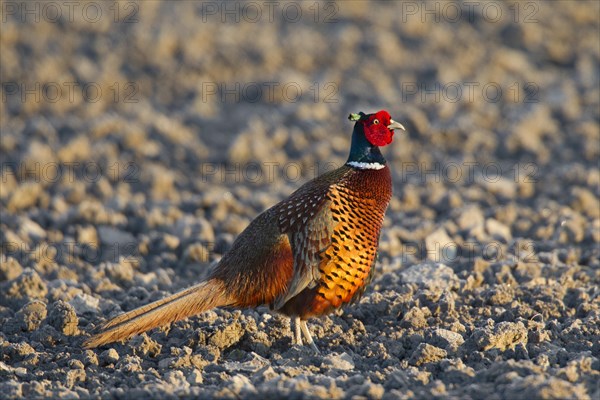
[1,1,599,399]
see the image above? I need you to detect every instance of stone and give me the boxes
[400,263,460,291]
[208,321,244,349]
[428,329,465,352]
[46,300,79,335]
[100,349,120,366]
[228,374,257,395]
[401,307,429,330]
[486,218,512,242]
[322,352,355,371]
[409,343,447,366]
[472,321,528,351]
[425,228,457,263]
[186,368,204,385]
[5,269,48,304]
[16,300,47,331]
[69,293,100,315]
[0,256,23,281]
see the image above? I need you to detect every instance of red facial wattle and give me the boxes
[365,124,394,146]
[363,110,395,146]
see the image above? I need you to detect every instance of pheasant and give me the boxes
[83,110,404,351]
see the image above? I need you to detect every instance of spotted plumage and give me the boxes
[83,110,405,351]
[275,164,392,320]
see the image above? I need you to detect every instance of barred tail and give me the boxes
[82,279,228,349]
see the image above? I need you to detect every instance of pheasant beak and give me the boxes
[387,119,405,131]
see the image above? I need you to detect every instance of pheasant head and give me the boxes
[347,110,405,169]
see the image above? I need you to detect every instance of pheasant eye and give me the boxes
[373,119,380,125]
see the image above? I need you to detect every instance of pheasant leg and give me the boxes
[293,316,303,346]
[300,319,320,353]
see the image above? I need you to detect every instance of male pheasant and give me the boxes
[83,110,404,351]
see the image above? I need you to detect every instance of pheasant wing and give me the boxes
[273,183,333,310]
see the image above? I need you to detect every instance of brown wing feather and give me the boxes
[274,204,332,309]
[209,209,294,308]
[273,167,352,310]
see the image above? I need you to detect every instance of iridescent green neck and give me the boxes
[346,123,386,168]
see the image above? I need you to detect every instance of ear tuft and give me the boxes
[348,112,366,122]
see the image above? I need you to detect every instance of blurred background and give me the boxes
[1,0,599,271]
[0,1,599,398]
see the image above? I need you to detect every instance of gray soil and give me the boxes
[1,1,599,399]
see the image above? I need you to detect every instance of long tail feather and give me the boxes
[83,279,228,348]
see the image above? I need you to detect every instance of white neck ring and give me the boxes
[347,161,385,170]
